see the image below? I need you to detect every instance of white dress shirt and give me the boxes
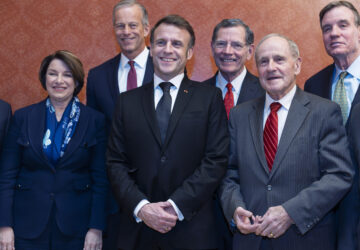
[216,68,247,104]
[331,54,360,115]
[118,47,149,93]
[133,73,185,223]
[263,85,297,142]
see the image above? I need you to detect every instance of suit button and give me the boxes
[50,193,54,199]
[17,184,22,188]
[160,156,166,163]
[267,185,272,191]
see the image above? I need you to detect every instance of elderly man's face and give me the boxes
[321,6,360,62]
[256,36,301,100]
[211,26,253,82]
[113,5,149,60]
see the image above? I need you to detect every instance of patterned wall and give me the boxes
[1,0,358,111]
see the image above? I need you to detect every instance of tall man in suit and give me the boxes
[107,14,229,250]
[203,19,264,119]
[219,33,353,250]
[304,2,360,249]
[0,100,11,152]
[86,1,153,248]
[203,18,264,250]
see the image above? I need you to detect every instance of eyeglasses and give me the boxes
[213,41,247,51]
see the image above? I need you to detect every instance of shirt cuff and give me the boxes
[133,199,150,223]
[168,199,184,221]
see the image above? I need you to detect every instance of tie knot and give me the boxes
[270,102,281,113]
[159,82,173,93]
[128,60,135,67]
[226,83,233,92]
[339,71,347,81]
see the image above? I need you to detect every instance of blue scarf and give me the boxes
[43,97,80,165]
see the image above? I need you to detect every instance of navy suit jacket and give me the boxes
[107,77,229,249]
[86,53,154,130]
[0,100,108,239]
[0,100,11,152]
[202,71,264,105]
[305,65,360,250]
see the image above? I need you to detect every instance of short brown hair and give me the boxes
[150,15,195,49]
[39,50,84,96]
[320,1,360,26]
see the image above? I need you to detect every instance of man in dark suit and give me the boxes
[219,33,353,250]
[203,18,264,250]
[87,0,153,129]
[107,14,229,250]
[203,19,264,119]
[0,99,11,152]
[304,2,360,249]
[86,1,153,248]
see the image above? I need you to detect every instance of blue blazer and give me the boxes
[86,53,154,130]
[0,99,108,239]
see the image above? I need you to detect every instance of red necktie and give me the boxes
[263,102,282,171]
[127,60,137,91]
[224,83,234,119]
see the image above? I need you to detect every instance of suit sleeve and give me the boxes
[168,88,229,220]
[0,111,22,227]
[282,104,354,234]
[218,108,247,224]
[88,114,109,230]
[106,95,148,216]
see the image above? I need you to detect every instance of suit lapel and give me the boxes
[27,100,54,169]
[237,72,257,105]
[109,54,121,104]
[143,54,154,85]
[269,88,310,179]
[163,78,194,149]
[248,96,269,173]
[142,82,162,147]
[59,104,89,164]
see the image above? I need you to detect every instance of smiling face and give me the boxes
[45,59,76,105]
[256,36,301,100]
[211,26,253,82]
[113,4,149,60]
[321,6,360,65]
[150,23,193,81]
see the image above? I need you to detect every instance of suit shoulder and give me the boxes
[79,102,106,122]
[305,64,333,86]
[0,100,11,112]
[88,54,120,74]
[202,74,217,86]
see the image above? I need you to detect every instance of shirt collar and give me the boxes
[265,84,297,112]
[217,67,247,93]
[334,54,360,80]
[120,47,149,69]
[154,73,184,90]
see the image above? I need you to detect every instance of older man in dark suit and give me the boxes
[107,14,228,250]
[0,100,11,152]
[203,18,264,250]
[86,1,154,248]
[304,2,360,249]
[219,33,353,250]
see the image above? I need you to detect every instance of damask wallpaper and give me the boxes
[1,0,355,111]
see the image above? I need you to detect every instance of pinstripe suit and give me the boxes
[219,88,353,250]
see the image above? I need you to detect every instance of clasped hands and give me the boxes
[138,201,178,234]
[233,205,293,239]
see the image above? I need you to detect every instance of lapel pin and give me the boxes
[184,89,188,93]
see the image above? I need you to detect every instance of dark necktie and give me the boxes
[333,71,348,124]
[127,60,137,91]
[224,83,234,119]
[156,82,173,143]
[263,102,282,171]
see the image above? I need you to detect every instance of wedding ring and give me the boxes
[269,232,274,238]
